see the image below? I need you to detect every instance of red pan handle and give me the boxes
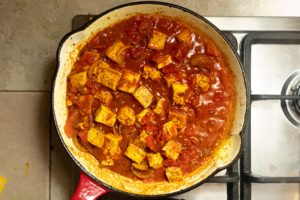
[71,172,109,200]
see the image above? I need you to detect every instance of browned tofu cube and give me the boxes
[131,130,148,149]
[70,71,87,88]
[88,60,110,79]
[172,83,188,105]
[87,127,105,148]
[133,85,154,108]
[153,55,173,69]
[66,99,73,107]
[139,130,148,142]
[125,144,147,164]
[117,106,136,126]
[118,70,141,93]
[104,133,122,157]
[95,90,113,105]
[162,121,178,140]
[162,140,182,160]
[142,65,161,81]
[106,40,127,65]
[165,167,183,182]
[176,29,191,45]
[101,159,114,166]
[97,67,122,91]
[168,111,187,128]
[153,98,166,115]
[147,153,163,169]
[148,30,167,50]
[196,74,210,92]
[164,73,186,88]
[95,105,116,127]
[137,109,154,124]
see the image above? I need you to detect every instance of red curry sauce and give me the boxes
[65,14,235,182]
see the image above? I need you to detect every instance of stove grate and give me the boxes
[241,32,300,200]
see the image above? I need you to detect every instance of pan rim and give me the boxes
[52,1,250,198]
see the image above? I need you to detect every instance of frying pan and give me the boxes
[52,1,249,199]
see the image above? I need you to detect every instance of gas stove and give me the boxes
[50,16,300,200]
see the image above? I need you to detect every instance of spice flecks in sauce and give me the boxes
[65,14,235,182]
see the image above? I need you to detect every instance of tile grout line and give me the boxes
[0,90,49,92]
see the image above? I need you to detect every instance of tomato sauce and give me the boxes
[65,14,235,182]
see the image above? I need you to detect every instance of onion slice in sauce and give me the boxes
[72,135,88,152]
[131,167,153,179]
[132,160,149,171]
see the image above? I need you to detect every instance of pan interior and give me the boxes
[53,2,246,196]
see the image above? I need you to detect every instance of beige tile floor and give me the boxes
[0,92,50,199]
[1,0,300,199]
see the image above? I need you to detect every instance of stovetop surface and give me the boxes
[2,1,300,200]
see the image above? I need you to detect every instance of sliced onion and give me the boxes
[190,54,217,67]
[131,167,153,179]
[119,125,137,135]
[132,160,149,171]
[113,124,119,135]
[72,135,87,152]
[87,60,101,80]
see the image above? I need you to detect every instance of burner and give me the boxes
[281,70,300,127]
[292,84,300,114]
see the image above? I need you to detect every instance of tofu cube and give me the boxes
[172,82,188,95]
[132,130,148,149]
[165,75,179,88]
[87,128,105,148]
[101,159,114,166]
[137,109,154,124]
[165,167,183,182]
[133,85,154,108]
[95,90,113,105]
[106,40,127,65]
[139,130,148,142]
[147,153,163,169]
[125,143,147,164]
[105,133,122,157]
[162,121,178,140]
[143,65,161,81]
[162,140,182,160]
[97,67,122,91]
[153,98,166,115]
[168,111,187,128]
[117,106,136,126]
[66,99,73,107]
[172,83,188,105]
[89,60,110,79]
[95,105,116,127]
[70,71,87,88]
[153,55,173,69]
[118,70,141,93]
[148,30,167,50]
[176,29,191,45]
[164,73,186,87]
[196,74,210,92]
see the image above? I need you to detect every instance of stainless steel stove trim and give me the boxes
[206,17,300,31]
[72,16,300,32]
